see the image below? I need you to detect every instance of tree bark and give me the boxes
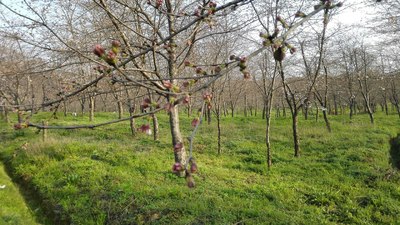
[152,113,159,141]
[292,113,300,157]
[128,101,136,136]
[207,107,211,125]
[217,108,222,155]
[117,101,123,119]
[169,105,187,167]
[322,110,331,132]
[89,96,95,122]
[166,1,187,173]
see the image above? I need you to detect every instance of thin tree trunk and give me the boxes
[244,95,248,117]
[63,99,67,117]
[266,112,272,168]
[4,106,9,123]
[152,113,159,141]
[187,103,192,117]
[166,3,187,174]
[207,107,211,125]
[217,108,221,155]
[333,94,338,115]
[169,105,187,170]
[384,99,389,116]
[292,112,300,157]
[89,96,95,122]
[262,103,266,119]
[42,84,46,112]
[322,110,331,132]
[254,99,257,117]
[367,107,374,124]
[117,101,123,119]
[349,99,354,120]
[129,101,136,136]
[80,101,85,116]
[223,101,227,117]
[304,104,309,120]
[396,104,400,118]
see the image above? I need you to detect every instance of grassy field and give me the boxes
[1,111,400,224]
[0,161,40,225]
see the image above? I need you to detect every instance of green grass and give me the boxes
[0,162,39,225]
[1,111,400,224]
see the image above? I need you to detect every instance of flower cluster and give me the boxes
[93,40,121,66]
[203,92,213,109]
[230,55,251,79]
[194,1,217,17]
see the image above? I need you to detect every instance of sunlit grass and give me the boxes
[1,111,400,224]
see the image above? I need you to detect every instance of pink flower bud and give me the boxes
[111,40,121,48]
[195,67,203,74]
[163,80,173,89]
[186,172,195,188]
[172,163,183,173]
[93,44,105,57]
[191,118,200,127]
[139,124,151,134]
[14,123,23,130]
[182,95,190,104]
[174,142,183,152]
[189,159,198,173]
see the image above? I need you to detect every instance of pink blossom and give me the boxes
[93,44,105,57]
[163,80,173,89]
[191,118,200,127]
[174,142,183,152]
[172,163,182,173]
[139,124,151,134]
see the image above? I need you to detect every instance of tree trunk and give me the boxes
[266,107,272,168]
[4,106,9,123]
[244,95,248,117]
[89,96,95,122]
[395,104,400,119]
[129,101,136,136]
[169,105,187,170]
[322,110,332,132]
[333,94,338,115]
[152,113,159,141]
[42,84,47,112]
[367,106,374,124]
[63,99,68,117]
[217,108,221,155]
[349,99,354,120]
[384,99,389,116]
[262,103,266,119]
[254,99,257,117]
[275,107,280,118]
[292,112,300,157]
[166,5,187,173]
[117,101,123,119]
[187,103,192,117]
[207,107,211,125]
[304,104,309,120]
[80,101,85,116]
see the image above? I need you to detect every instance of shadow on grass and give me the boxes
[1,160,65,225]
[389,134,400,170]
